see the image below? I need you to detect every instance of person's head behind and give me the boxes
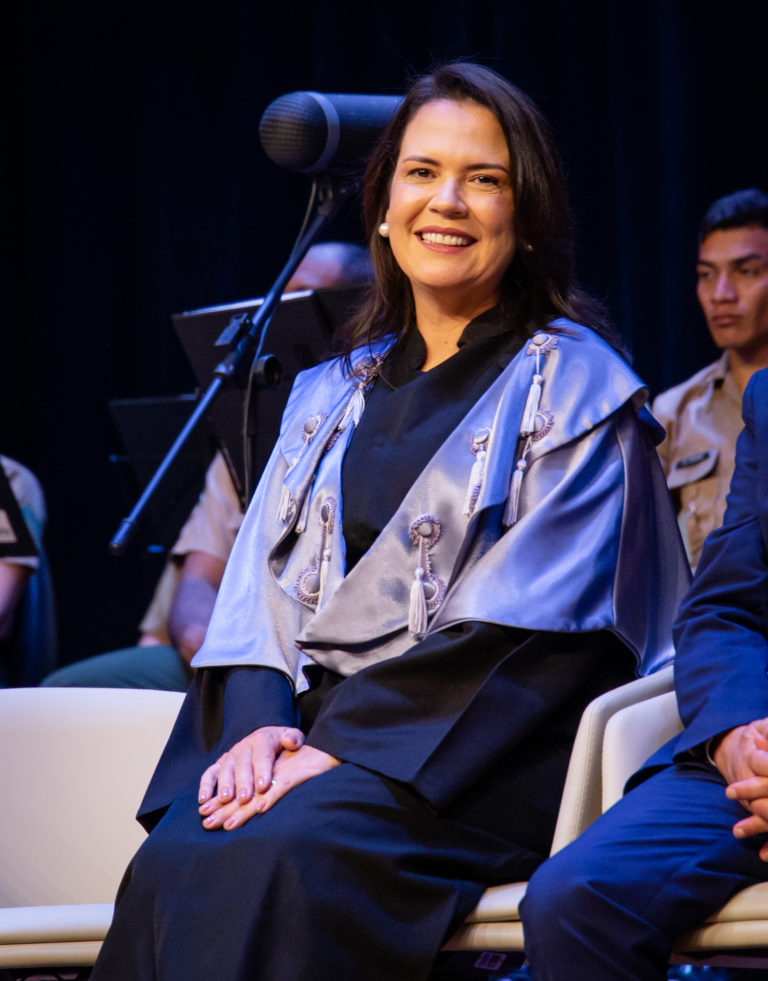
[696,188,768,362]
[699,188,768,243]
[286,241,373,292]
[341,62,612,356]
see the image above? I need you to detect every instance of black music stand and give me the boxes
[172,285,363,507]
[108,395,216,552]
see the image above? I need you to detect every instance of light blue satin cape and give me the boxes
[192,320,690,692]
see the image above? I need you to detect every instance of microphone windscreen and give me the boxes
[259,91,402,175]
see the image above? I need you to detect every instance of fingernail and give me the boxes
[220,786,231,800]
[199,791,208,804]
[224,817,237,830]
[257,777,266,789]
[203,816,216,827]
[239,787,249,800]
[734,827,745,838]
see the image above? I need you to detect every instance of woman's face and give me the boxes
[385,98,516,317]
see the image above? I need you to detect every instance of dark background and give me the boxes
[4,0,766,667]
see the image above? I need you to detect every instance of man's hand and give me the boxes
[197,726,339,831]
[713,719,768,859]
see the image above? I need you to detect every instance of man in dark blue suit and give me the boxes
[520,366,768,979]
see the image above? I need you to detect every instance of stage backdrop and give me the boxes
[4,0,767,665]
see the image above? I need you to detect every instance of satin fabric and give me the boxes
[193,319,689,689]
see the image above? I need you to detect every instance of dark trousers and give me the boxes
[520,761,768,980]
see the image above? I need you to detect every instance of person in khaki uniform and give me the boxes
[0,456,56,685]
[652,188,768,567]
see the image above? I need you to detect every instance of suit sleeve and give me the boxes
[673,377,768,757]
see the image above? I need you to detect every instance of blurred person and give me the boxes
[521,366,768,980]
[0,455,56,685]
[653,188,768,567]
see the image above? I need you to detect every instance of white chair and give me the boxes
[445,664,677,953]
[603,687,768,968]
[5,672,767,975]
[447,665,768,969]
[0,686,184,974]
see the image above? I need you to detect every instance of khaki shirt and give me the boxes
[652,353,743,569]
[138,452,243,641]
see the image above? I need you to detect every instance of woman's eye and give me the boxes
[471,174,501,187]
[407,167,433,179]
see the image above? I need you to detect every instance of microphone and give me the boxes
[259,91,402,175]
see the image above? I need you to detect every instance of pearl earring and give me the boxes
[378,222,390,238]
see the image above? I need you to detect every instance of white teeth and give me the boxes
[421,231,471,246]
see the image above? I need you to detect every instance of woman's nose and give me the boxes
[429,178,467,216]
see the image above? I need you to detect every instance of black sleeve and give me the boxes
[138,666,296,830]
[306,621,633,812]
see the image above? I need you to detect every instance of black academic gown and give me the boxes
[91,315,641,981]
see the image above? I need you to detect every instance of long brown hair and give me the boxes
[337,62,621,362]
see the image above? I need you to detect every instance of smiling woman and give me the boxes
[89,63,689,981]
[383,100,516,367]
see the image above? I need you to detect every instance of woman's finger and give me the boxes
[231,744,257,805]
[202,797,246,830]
[256,745,340,815]
[198,761,221,804]
[213,751,237,803]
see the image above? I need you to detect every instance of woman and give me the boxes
[91,63,688,980]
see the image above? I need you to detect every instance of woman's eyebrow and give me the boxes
[401,154,510,174]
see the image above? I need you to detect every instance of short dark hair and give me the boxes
[337,62,619,360]
[699,188,768,242]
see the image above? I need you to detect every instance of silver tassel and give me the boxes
[339,383,366,431]
[409,567,428,639]
[277,485,292,523]
[462,447,487,516]
[521,373,543,435]
[318,547,332,605]
[504,459,527,527]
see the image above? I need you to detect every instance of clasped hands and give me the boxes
[714,718,768,860]
[198,726,339,831]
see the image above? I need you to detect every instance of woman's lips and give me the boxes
[416,228,476,249]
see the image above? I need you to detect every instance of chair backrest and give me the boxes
[602,689,682,810]
[550,664,676,855]
[0,687,184,907]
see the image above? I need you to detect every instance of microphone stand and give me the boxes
[109,176,355,556]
